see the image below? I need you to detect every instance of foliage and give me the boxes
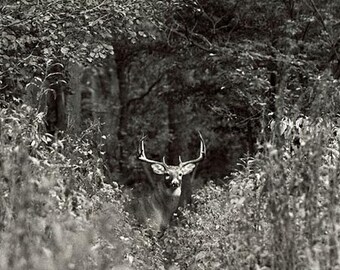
[0,0,159,96]
[127,115,340,270]
[108,0,340,180]
[2,0,340,269]
[0,102,133,269]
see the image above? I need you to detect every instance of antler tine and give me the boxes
[198,130,206,157]
[138,135,146,154]
[179,131,206,166]
[138,136,167,166]
[162,156,168,167]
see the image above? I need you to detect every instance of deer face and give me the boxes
[151,163,196,191]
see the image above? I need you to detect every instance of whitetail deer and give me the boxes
[135,132,206,232]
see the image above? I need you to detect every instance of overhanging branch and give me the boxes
[126,72,166,108]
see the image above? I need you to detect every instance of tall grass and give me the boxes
[0,102,133,270]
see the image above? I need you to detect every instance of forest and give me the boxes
[1,0,340,269]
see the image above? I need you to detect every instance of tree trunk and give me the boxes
[66,62,83,133]
[116,56,130,178]
[45,61,68,133]
[167,101,192,206]
[98,61,121,178]
[167,102,182,165]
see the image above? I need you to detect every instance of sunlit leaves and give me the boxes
[0,99,133,269]
[0,0,159,94]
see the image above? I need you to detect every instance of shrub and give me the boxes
[0,101,132,270]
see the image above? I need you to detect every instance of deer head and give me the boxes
[136,132,206,231]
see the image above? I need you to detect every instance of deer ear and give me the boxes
[182,163,196,175]
[151,164,166,174]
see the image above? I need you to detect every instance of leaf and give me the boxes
[195,251,207,261]
[61,46,69,55]
[44,15,51,22]
[138,31,146,37]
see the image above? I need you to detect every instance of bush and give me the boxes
[0,101,132,270]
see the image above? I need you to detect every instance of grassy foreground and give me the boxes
[1,102,340,269]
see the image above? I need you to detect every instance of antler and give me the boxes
[179,131,206,167]
[138,135,168,167]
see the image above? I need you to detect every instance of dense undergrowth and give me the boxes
[1,99,340,269]
[0,102,132,269]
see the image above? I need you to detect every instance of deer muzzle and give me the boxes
[170,179,180,188]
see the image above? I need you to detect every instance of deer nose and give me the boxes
[171,179,180,188]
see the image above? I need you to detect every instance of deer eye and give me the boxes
[165,173,170,179]
[179,172,183,177]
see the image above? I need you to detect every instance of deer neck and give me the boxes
[155,184,181,217]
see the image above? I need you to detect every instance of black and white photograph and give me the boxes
[1,0,340,269]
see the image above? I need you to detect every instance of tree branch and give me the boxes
[169,25,217,53]
[126,72,166,108]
